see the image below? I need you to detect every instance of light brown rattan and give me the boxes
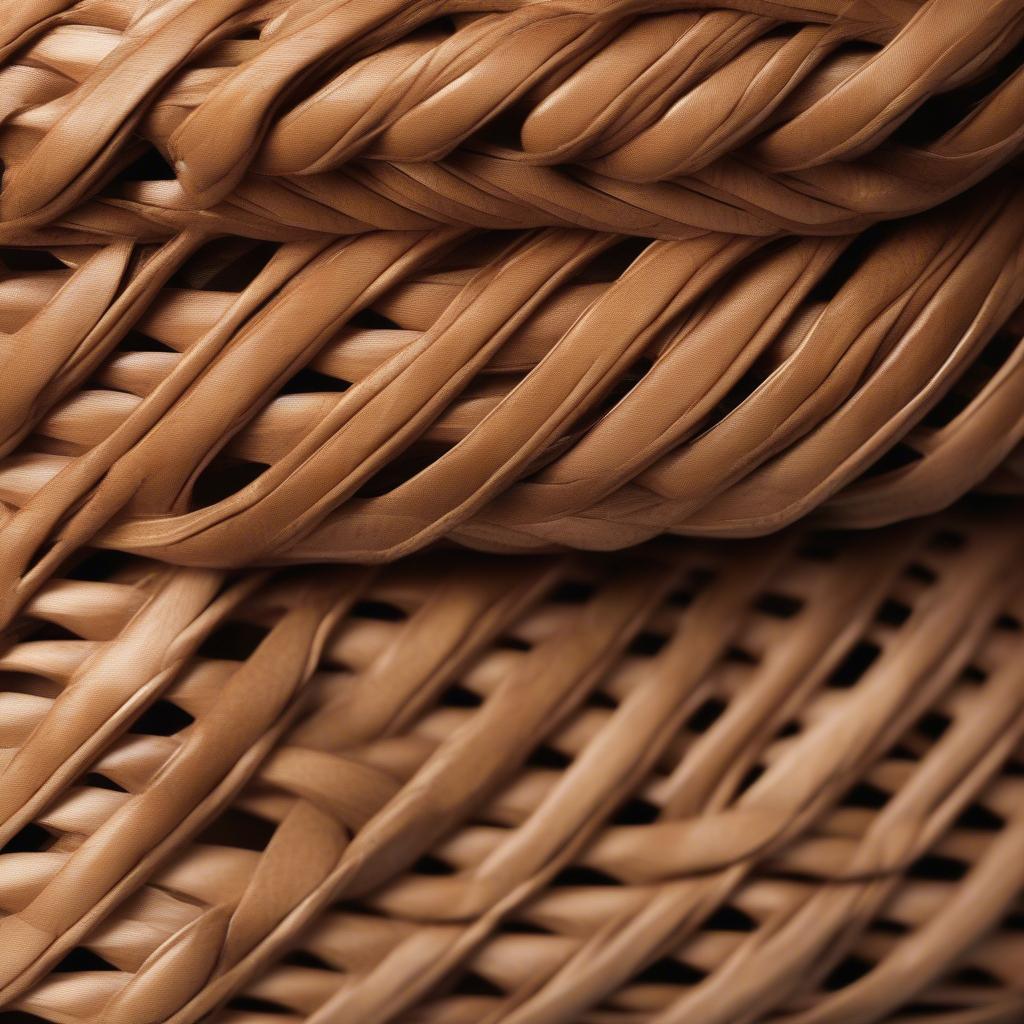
[2,4,1024,1024]
[0,505,1023,1023]
[0,1,1023,244]
[1,180,1023,627]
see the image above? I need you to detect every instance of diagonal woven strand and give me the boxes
[0,180,1022,623]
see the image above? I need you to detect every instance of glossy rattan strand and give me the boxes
[1,1,1023,244]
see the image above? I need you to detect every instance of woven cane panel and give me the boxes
[1,2,1023,244]
[0,506,1022,1023]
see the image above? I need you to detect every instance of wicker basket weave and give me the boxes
[1,0,1023,611]
[0,505,1022,1024]
[2,3,1024,1022]
[1,181,1023,626]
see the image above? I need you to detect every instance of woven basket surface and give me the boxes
[1,180,1023,622]
[1,1,1023,244]
[1,1,1023,603]
[0,506,1022,1023]
[2,5,1024,1022]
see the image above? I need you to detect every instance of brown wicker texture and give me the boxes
[0,505,1022,1023]
[1,181,1023,624]
[3,5,1024,1024]
[1,0,1024,244]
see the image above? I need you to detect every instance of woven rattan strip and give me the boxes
[1,179,1023,624]
[0,505,1021,1023]
[0,1,1023,244]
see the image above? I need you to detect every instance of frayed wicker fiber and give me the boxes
[0,505,1022,1023]
[1,1,1024,244]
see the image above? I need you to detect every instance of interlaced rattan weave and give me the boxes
[1,0,1024,244]
[2,6,1024,1021]
[1,179,1023,626]
[0,505,1022,1024]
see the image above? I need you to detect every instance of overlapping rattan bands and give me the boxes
[1,180,1022,625]
[2,5,1024,1024]
[1,0,1023,244]
[1,506,1023,1023]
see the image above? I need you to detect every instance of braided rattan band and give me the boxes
[1,181,1023,626]
[0,506,1022,1023]
[0,1,1022,244]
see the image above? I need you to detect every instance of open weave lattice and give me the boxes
[1,0,1023,243]
[1,179,1023,625]
[0,505,1022,1023]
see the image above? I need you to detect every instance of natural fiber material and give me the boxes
[0,505,1022,1023]
[1,1,1023,244]
[3,4,1024,1023]
[1,181,1023,624]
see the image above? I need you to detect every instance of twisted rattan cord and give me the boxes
[1,0,1023,244]
[0,180,1022,626]
[0,506,1022,1023]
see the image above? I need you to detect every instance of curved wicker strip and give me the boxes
[1,182,1023,623]
[0,504,1022,1023]
[1,0,1023,243]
